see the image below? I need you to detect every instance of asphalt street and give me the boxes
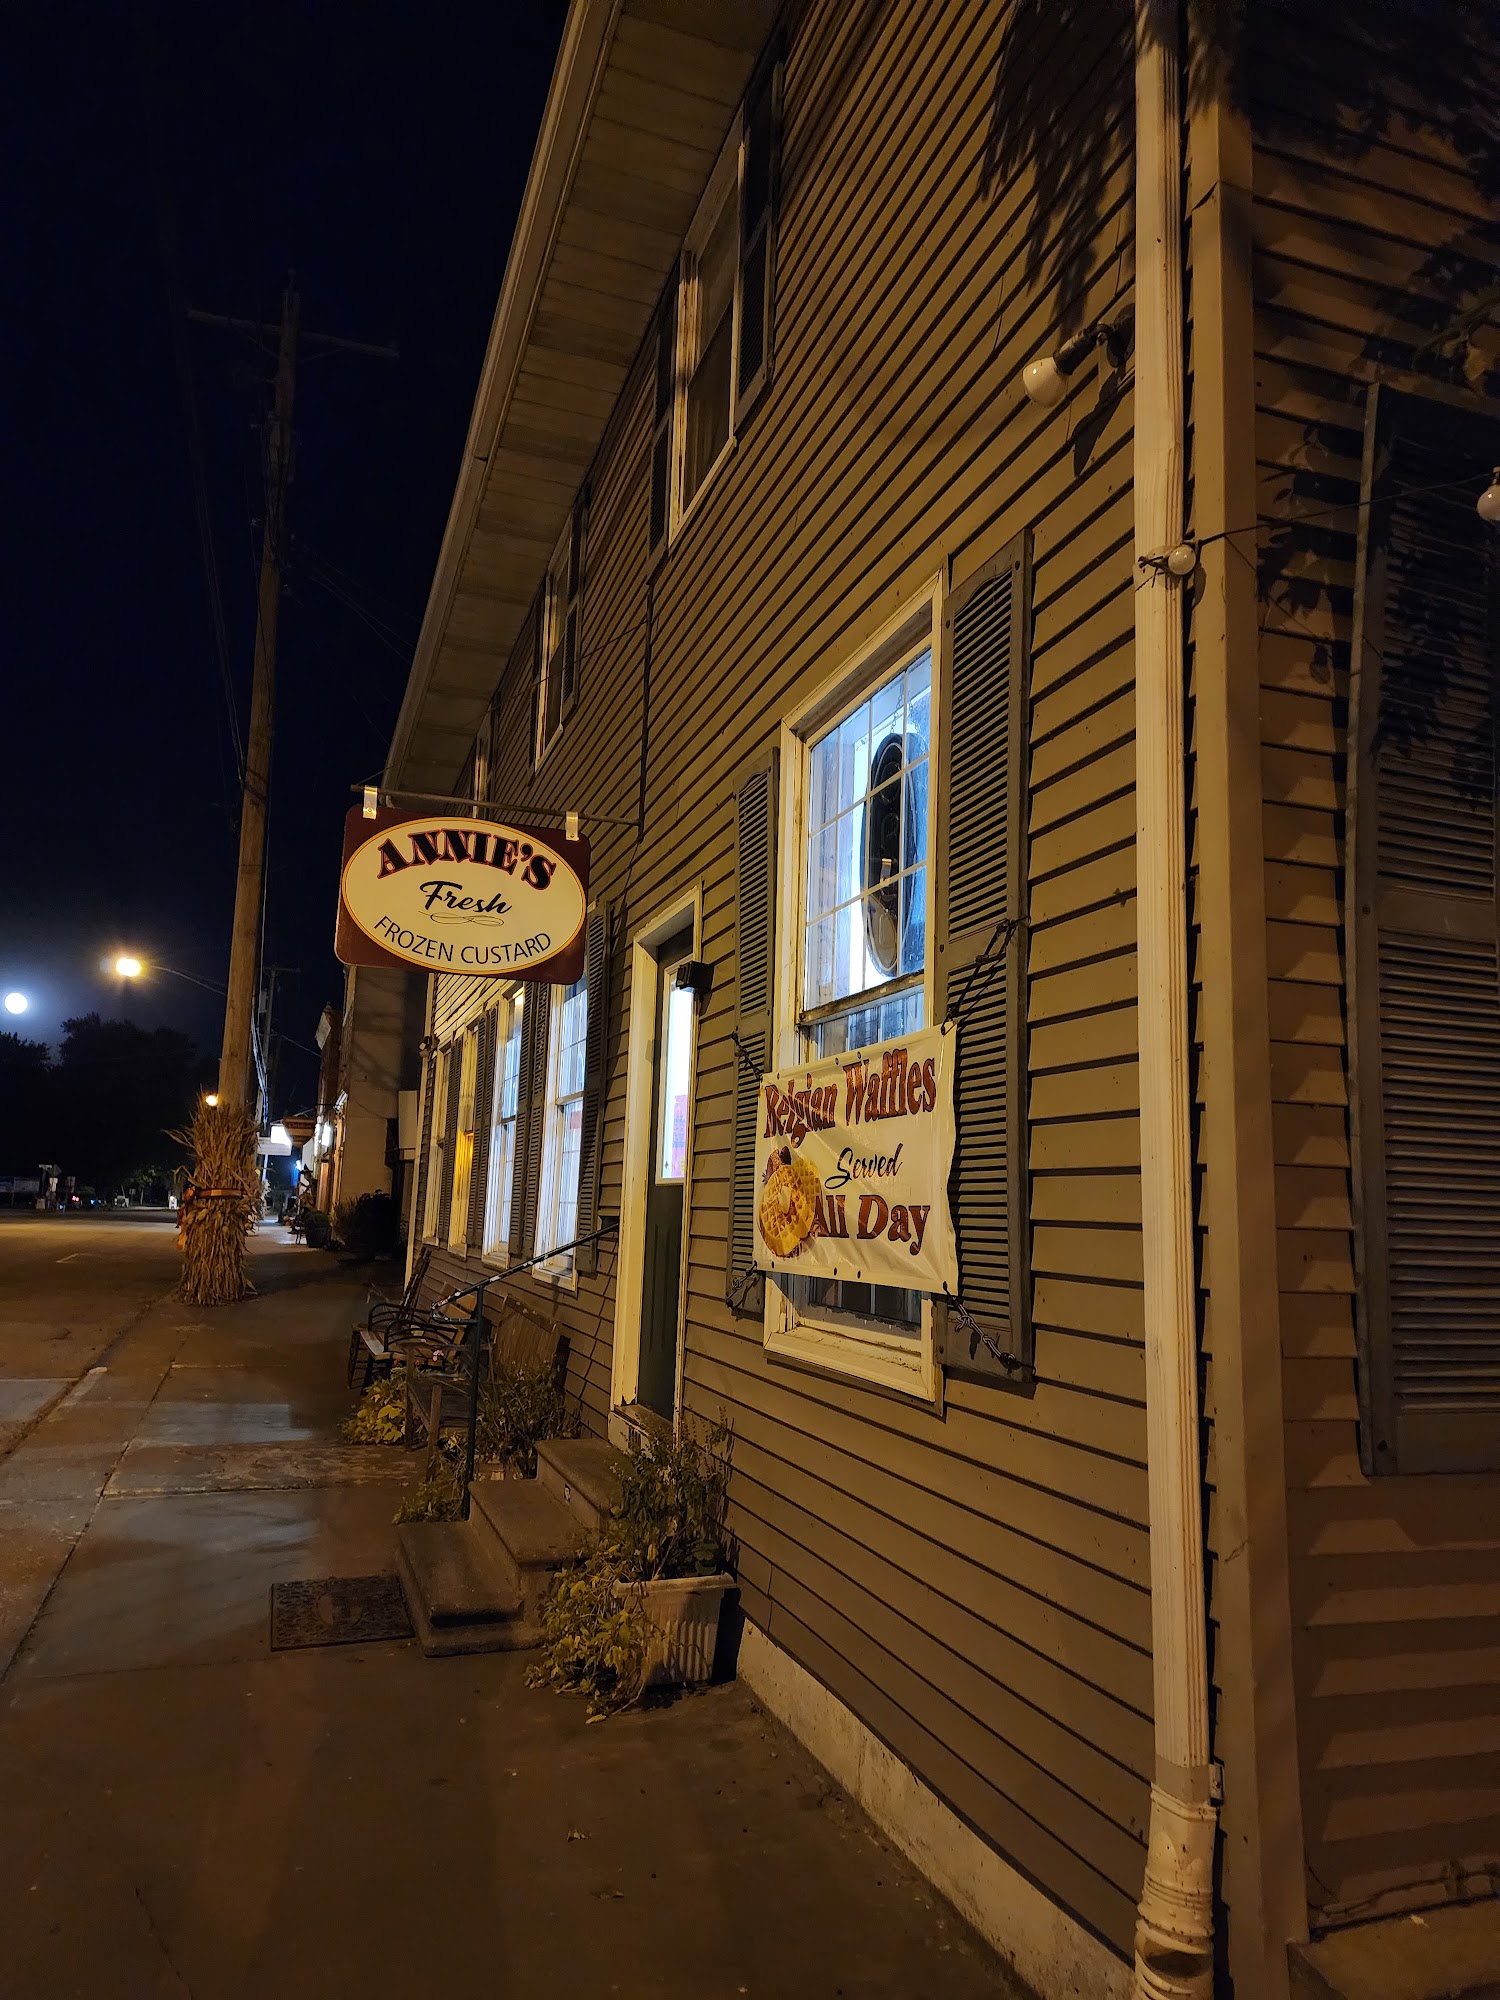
[0,1210,182,1458]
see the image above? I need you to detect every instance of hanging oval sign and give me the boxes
[336,807,589,983]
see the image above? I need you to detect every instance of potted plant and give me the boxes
[530,1418,734,1711]
[301,1207,331,1248]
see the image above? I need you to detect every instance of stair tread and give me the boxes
[395,1521,520,1625]
[535,1436,626,1518]
[469,1477,589,1566]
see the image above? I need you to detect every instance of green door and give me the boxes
[638,932,695,1418]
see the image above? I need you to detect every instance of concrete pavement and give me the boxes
[0,1217,1018,2000]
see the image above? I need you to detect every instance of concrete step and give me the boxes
[468,1477,588,1619]
[394,1522,538,1658]
[536,1435,626,1534]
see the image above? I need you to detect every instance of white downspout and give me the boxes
[1132,3,1218,1997]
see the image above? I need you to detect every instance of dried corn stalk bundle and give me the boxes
[173,1100,260,1305]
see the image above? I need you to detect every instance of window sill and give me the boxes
[763,1309,939,1407]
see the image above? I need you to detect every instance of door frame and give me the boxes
[610,884,703,1429]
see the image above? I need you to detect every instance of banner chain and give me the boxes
[942,915,1022,1032]
[943,1289,1023,1374]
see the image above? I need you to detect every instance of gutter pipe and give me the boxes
[1131,3,1219,1996]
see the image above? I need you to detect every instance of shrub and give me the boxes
[476,1361,579,1477]
[331,1191,399,1260]
[342,1372,407,1445]
[394,1437,465,1523]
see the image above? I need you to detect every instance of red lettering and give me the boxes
[922,1058,937,1111]
[856,1193,889,1239]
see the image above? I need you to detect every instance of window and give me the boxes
[447,1029,478,1250]
[423,1044,450,1240]
[681,172,738,513]
[795,643,932,1336]
[482,990,524,1261]
[657,978,695,1182]
[649,46,781,556]
[535,973,588,1278]
[535,494,586,768]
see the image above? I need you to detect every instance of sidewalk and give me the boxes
[0,1232,1017,2000]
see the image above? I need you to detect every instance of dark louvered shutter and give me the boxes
[1347,385,1500,1475]
[512,988,551,1264]
[466,1009,498,1255]
[728,753,777,1310]
[436,1045,462,1246]
[734,42,782,424]
[935,533,1032,1382]
[412,1048,436,1246]
[648,284,677,560]
[575,906,612,1276]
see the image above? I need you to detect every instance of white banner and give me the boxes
[752,1022,957,1293]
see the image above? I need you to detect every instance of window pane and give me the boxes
[810,731,838,831]
[657,982,694,1181]
[799,649,934,1056]
[697,191,738,341]
[900,866,927,976]
[804,821,832,922]
[683,310,733,506]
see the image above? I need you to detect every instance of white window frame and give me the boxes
[661,117,743,548]
[482,988,525,1265]
[763,577,945,1402]
[446,1028,479,1252]
[534,974,588,1287]
[422,1043,450,1242]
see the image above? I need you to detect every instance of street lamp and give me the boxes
[114,956,143,979]
[3,992,28,1015]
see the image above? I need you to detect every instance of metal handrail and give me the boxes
[448,1217,620,1518]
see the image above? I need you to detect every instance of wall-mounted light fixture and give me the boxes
[1478,468,1500,524]
[1020,314,1134,410]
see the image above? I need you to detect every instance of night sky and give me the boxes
[5,2,567,1107]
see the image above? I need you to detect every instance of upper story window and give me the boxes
[535,492,586,769]
[649,45,781,558]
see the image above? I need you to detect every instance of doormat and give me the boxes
[269,1575,413,1650]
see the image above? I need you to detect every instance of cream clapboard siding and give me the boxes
[1249,5,1500,1920]
[426,0,1149,1956]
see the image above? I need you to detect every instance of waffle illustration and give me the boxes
[758,1145,823,1258]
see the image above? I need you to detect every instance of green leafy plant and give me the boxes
[475,1361,579,1477]
[530,1557,652,1716]
[609,1417,731,1581]
[528,1416,732,1716]
[342,1372,407,1445]
[394,1436,465,1523]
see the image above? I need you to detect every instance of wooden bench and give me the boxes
[400,1283,568,1457]
[347,1245,433,1389]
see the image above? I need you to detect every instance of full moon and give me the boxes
[4,992,28,1015]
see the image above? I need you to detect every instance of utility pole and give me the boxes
[216,282,295,1111]
[188,283,397,1113]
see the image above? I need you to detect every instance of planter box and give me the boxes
[622,1573,734,1688]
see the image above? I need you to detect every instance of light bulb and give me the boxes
[1166,542,1198,577]
[1478,471,1500,524]
[1021,355,1067,409]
